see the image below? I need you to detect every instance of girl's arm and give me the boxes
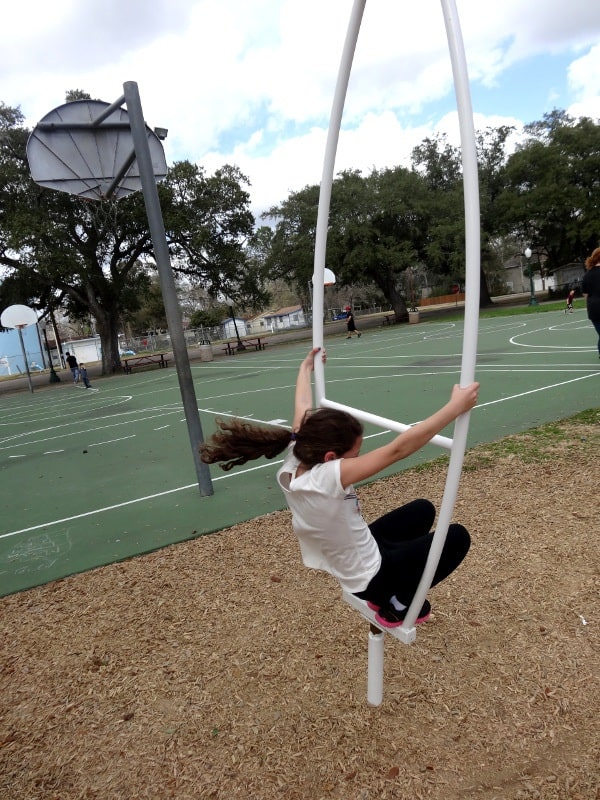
[292,347,325,431]
[339,382,480,486]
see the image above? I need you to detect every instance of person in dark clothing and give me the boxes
[65,352,79,383]
[582,248,600,358]
[345,309,361,339]
[565,289,575,313]
[79,363,91,388]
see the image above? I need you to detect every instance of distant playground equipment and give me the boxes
[311,0,480,705]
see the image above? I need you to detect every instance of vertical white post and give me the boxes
[316,0,481,706]
[312,0,366,404]
[367,626,385,706]
[400,0,481,633]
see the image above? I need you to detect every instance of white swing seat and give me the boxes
[342,591,417,644]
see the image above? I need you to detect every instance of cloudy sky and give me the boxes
[2,0,599,218]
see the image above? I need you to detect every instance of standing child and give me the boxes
[565,289,575,313]
[79,363,91,388]
[345,308,361,339]
[200,348,479,628]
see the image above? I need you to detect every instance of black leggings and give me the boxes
[591,319,600,355]
[354,499,470,608]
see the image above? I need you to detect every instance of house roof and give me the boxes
[263,305,303,319]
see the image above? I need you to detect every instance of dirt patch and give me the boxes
[1,420,598,800]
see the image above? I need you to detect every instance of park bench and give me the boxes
[221,337,268,355]
[122,352,170,373]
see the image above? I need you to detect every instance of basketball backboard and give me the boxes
[1,304,38,329]
[26,99,167,200]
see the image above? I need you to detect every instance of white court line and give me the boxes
[0,408,183,451]
[476,372,598,407]
[87,435,136,447]
[0,471,259,540]
[0,398,135,438]
[0,431,388,541]
[509,321,594,349]
[2,356,596,542]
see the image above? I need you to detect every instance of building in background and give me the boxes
[0,325,45,377]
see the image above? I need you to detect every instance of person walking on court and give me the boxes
[582,247,600,358]
[565,288,575,313]
[79,363,91,389]
[200,347,479,628]
[65,352,79,383]
[345,308,361,339]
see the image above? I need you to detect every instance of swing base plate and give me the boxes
[342,592,417,644]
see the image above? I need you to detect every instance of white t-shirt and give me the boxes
[276,446,381,593]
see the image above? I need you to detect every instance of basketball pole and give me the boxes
[123,81,214,497]
[17,326,34,394]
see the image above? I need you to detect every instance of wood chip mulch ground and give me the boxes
[1,419,598,800]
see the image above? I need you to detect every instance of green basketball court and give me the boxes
[1,309,598,596]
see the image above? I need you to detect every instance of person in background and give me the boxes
[79,363,91,389]
[345,308,361,339]
[582,248,600,358]
[565,288,575,313]
[65,352,79,383]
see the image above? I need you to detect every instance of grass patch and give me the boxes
[464,408,599,469]
[437,299,574,322]
[407,408,599,475]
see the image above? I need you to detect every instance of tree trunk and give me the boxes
[372,276,409,322]
[48,308,65,366]
[392,297,409,322]
[479,265,494,307]
[388,286,408,322]
[95,312,123,374]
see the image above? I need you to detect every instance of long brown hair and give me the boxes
[293,408,363,467]
[585,247,600,269]
[200,408,363,471]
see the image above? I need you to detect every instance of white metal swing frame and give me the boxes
[311,0,481,705]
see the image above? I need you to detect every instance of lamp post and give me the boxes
[223,296,245,350]
[230,306,246,350]
[524,247,539,306]
[39,321,61,383]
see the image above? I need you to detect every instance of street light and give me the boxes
[222,295,246,350]
[39,321,61,383]
[524,247,539,306]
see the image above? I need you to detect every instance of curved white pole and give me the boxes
[312,0,366,404]
[312,0,480,685]
[401,0,480,633]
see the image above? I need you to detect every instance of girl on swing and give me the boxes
[200,347,479,628]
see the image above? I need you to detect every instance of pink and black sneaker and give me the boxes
[375,599,431,629]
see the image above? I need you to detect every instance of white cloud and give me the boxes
[2,0,600,217]
[568,44,600,101]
